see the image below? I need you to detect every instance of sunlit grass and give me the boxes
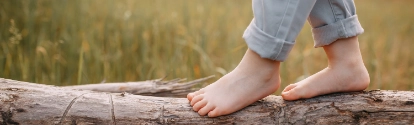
[0,0,413,94]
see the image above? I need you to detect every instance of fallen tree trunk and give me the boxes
[1,78,414,125]
[63,76,214,98]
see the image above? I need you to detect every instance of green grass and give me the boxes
[1,0,413,94]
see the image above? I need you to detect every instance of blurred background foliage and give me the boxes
[1,0,413,94]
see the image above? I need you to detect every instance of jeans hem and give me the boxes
[312,15,364,47]
[243,19,295,61]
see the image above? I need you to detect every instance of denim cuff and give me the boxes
[243,19,295,61]
[312,15,364,47]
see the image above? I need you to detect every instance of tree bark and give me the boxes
[62,76,214,98]
[1,78,413,125]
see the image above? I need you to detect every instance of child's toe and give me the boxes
[187,93,195,101]
[282,84,297,92]
[208,108,220,117]
[192,100,207,111]
[188,89,205,101]
[198,104,215,116]
[190,94,204,106]
[282,87,301,101]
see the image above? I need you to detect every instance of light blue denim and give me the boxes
[243,0,364,61]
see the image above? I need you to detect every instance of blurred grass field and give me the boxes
[1,0,413,94]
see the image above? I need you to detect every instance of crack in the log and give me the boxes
[303,104,330,117]
[58,93,86,125]
[109,94,116,125]
[155,105,179,124]
[330,102,353,115]
[331,99,414,113]
[363,93,383,103]
[157,105,165,124]
[1,110,19,125]
[352,110,414,124]
[330,101,414,124]
[352,110,369,123]
[1,94,20,125]
[364,110,414,113]
[277,105,286,125]
[405,101,414,105]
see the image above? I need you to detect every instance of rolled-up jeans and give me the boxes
[243,0,364,61]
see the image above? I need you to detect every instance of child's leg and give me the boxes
[187,0,316,117]
[282,0,370,100]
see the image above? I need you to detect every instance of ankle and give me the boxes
[328,61,370,88]
[230,67,280,85]
[328,58,364,70]
[233,50,281,80]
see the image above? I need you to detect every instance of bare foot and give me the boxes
[282,36,370,100]
[187,49,281,117]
